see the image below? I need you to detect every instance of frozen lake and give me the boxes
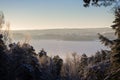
[25,40,109,58]
[12,28,112,58]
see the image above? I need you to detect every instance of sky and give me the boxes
[0,0,114,30]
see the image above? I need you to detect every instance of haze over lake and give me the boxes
[12,28,113,57]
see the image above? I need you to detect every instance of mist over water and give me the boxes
[13,28,112,58]
[30,40,108,57]
[14,39,109,58]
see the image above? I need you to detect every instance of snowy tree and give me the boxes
[83,0,118,7]
[98,6,120,80]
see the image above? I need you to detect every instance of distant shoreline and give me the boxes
[11,27,114,41]
[10,27,111,31]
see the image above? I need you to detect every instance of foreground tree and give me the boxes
[98,7,120,80]
[83,0,118,7]
[110,7,120,69]
[0,34,9,80]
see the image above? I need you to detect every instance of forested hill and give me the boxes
[12,28,115,41]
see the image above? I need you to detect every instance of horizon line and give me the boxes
[10,27,110,31]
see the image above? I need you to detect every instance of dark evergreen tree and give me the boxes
[78,53,88,78]
[83,0,117,7]
[94,51,101,64]
[98,7,120,80]
[110,7,120,70]
[80,54,88,67]
[88,55,94,65]
[101,50,107,61]
[38,48,47,57]
[0,34,10,80]
[52,55,63,79]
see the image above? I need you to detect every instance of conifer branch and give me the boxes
[98,33,113,47]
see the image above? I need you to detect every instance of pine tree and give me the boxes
[98,7,120,80]
[52,55,63,79]
[0,34,10,80]
[110,7,120,69]
[83,0,117,7]
[98,7,120,69]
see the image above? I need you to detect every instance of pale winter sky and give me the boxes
[0,0,114,30]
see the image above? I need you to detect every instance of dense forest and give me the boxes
[0,32,112,80]
[0,1,120,80]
